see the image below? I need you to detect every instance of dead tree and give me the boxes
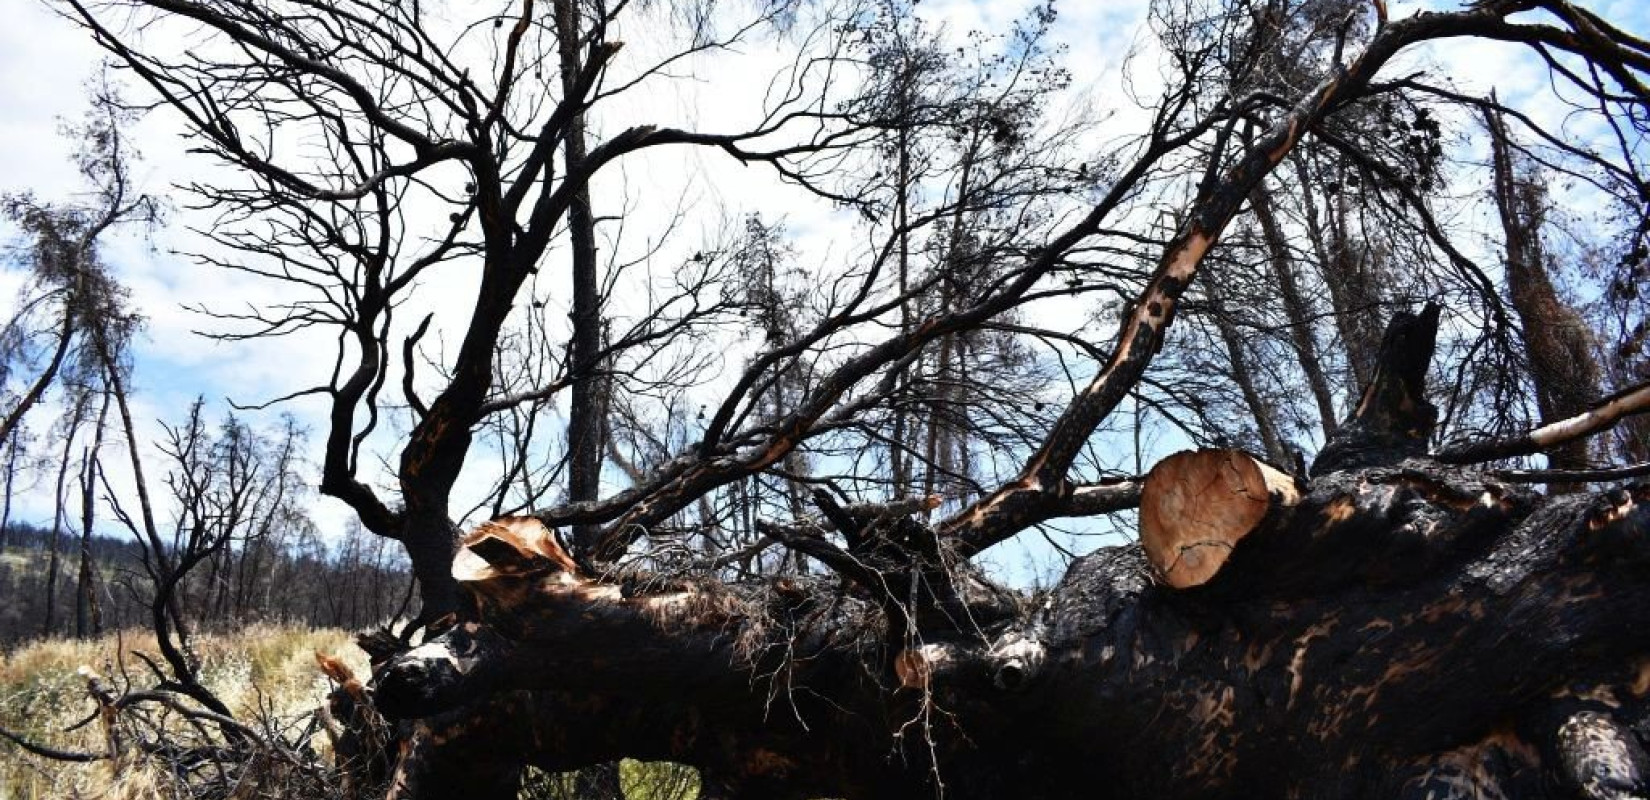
[0,396,348,798]
[360,0,1650,787]
[37,0,1650,796]
[369,304,1650,800]
[1483,103,1606,484]
[0,74,150,449]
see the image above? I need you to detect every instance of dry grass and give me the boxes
[0,626,705,799]
[0,624,368,800]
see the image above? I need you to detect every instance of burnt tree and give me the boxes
[373,305,1650,800]
[351,0,1650,789]
[34,0,1650,797]
[1484,102,1606,484]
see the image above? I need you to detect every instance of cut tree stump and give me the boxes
[1140,449,1302,588]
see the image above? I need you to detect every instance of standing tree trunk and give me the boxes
[888,75,916,502]
[0,429,20,553]
[1250,182,1339,439]
[74,391,110,638]
[1207,285,1291,466]
[554,7,623,793]
[920,137,980,506]
[42,392,88,638]
[1484,104,1603,488]
[558,0,608,556]
[101,338,194,657]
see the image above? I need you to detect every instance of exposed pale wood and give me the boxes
[1140,449,1302,588]
[1437,381,1650,465]
[454,516,577,582]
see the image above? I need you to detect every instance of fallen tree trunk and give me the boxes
[366,474,1650,798]
[361,307,1650,799]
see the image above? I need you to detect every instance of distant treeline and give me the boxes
[0,520,410,646]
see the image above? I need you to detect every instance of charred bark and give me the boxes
[557,0,608,555]
[365,306,1650,799]
[1311,303,1439,476]
[372,470,1650,799]
[1484,103,1605,489]
[0,431,16,553]
[74,392,109,638]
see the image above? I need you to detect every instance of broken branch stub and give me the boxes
[1311,303,1440,476]
[1140,449,1303,588]
[454,517,578,582]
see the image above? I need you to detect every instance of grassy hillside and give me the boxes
[0,624,366,800]
[0,626,701,800]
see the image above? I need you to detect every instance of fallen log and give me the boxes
[368,475,1650,799]
[359,306,1650,800]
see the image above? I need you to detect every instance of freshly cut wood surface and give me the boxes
[1140,449,1301,588]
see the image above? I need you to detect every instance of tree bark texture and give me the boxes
[1484,104,1604,484]
[364,307,1650,800]
[556,0,608,555]
[369,471,1650,799]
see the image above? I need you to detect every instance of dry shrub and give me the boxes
[0,624,366,800]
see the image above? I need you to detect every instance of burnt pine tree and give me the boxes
[33,0,1650,798]
[1483,102,1607,484]
[2,80,148,639]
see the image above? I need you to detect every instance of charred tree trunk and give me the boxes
[1484,105,1604,489]
[43,393,88,637]
[888,82,916,502]
[558,0,608,556]
[365,305,1650,800]
[0,431,17,553]
[75,392,109,638]
[1250,183,1339,439]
